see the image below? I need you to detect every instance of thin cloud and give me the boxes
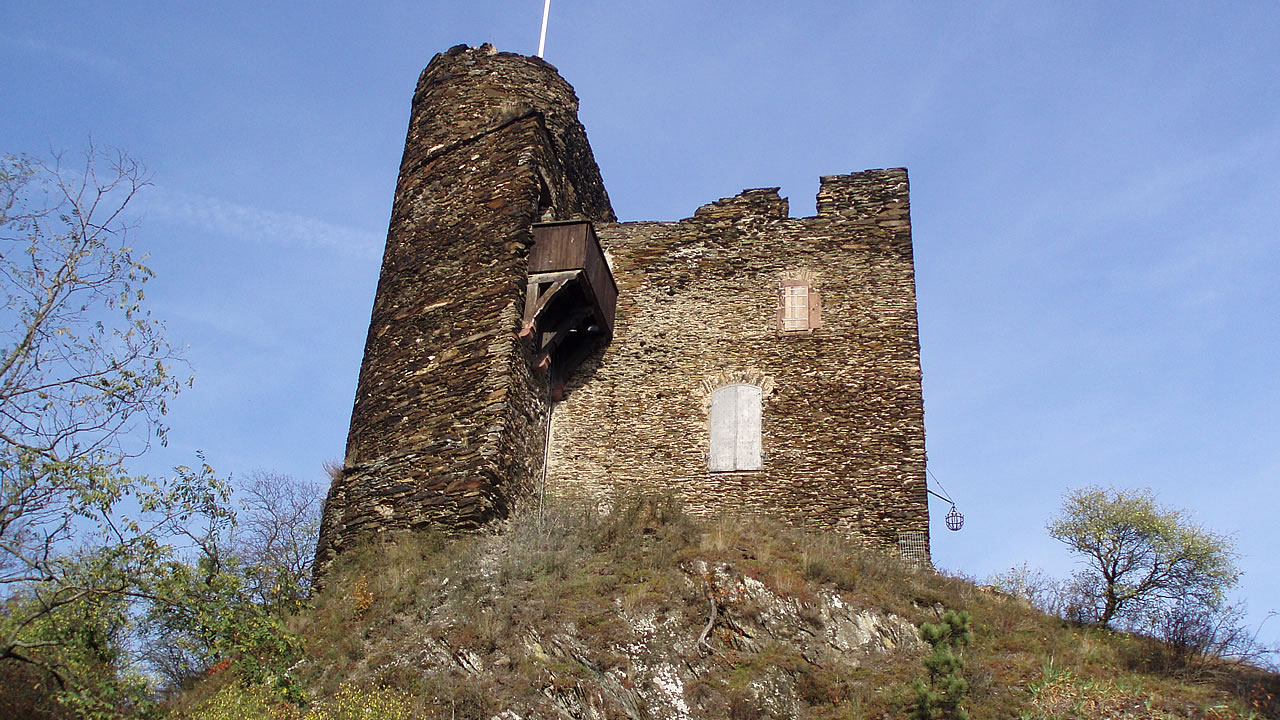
[144,186,383,259]
[1017,123,1280,237]
[0,32,126,77]
[1105,126,1280,221]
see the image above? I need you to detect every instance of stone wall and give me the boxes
[547,171,928,553]
[315,45,614,571]
[317,44,929,573]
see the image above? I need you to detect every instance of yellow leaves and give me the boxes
[349,575,374,617]
[302,685,415,720]
[1047,486,1239,628]
[184,683,415,720]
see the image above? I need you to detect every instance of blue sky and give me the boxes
[3,2,1277,649]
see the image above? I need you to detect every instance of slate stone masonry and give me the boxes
[315,44,928,573]
[548,173,928,553]
[314,44,613,571]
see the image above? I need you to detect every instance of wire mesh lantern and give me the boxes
[945,504,964,532]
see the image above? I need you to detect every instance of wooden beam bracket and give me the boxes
[522,270,583,330]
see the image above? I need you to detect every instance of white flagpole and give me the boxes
[537,0,551,57]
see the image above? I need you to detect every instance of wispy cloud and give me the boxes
[1014,122,1280,237]
[1104,126,1280,222]
[144,186,383,259]
[0,32,126,77]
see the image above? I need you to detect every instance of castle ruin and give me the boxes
[315,44,929,571]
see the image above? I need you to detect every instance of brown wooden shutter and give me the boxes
[780,278,806,332]
[808,288,822,329]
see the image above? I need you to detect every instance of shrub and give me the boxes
[911,609,972,720]
[1140,599,1261,677]
[178,683,414,720]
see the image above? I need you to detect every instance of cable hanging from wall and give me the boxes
[927,468,965,531]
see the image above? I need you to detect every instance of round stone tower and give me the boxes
[315,44,615,573]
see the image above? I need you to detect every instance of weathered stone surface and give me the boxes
[370,551,924,720]
[314,44,614,572]
[547,172,928,554]
[316,44,929,574]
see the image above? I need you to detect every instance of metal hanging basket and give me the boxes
[945,504,964,532]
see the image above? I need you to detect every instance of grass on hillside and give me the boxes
[174,495,1279,719]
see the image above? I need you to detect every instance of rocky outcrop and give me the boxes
[364,553,923,719]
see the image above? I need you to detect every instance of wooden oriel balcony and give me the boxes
[522,221,617,385]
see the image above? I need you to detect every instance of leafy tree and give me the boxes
[1,148,322,713]
[138,471,319,693]
[1047,486,1239,629]
[139,538,303,695]
[911,609,971,720]
[0,147,233,716]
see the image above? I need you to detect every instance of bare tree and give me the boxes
[235,470,323,608]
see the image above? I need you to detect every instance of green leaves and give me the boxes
[1047,487,1239,629]
[0,148,320,715]
[0,147,198,716]
[1,147,183,473]
[911,609,972,720]
[141,546,303,692]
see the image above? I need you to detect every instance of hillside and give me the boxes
[177,496,1277,719]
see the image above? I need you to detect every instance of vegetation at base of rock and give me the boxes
[166,495,1279,720]
[0,146,329,718]
[171,681,415,720]
[911,609,971,720]
[0,464,319,719]
[138,470,321,695]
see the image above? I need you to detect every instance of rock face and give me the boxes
[372,554,924,720]
[316,43,929,573]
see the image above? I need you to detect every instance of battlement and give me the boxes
[315,47,929,575]
[692,187,789,221]
[547,169,926,549]
[816,168,910,224]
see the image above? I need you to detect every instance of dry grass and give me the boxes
[182,494,1278,719]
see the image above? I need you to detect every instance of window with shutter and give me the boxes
[781,285,808,330]
[709,384,762,472]
[778,279,821,332]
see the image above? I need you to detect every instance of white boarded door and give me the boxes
[709,384,762,471]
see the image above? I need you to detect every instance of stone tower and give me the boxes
[317,44,930,572]
[314,44,616,569]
